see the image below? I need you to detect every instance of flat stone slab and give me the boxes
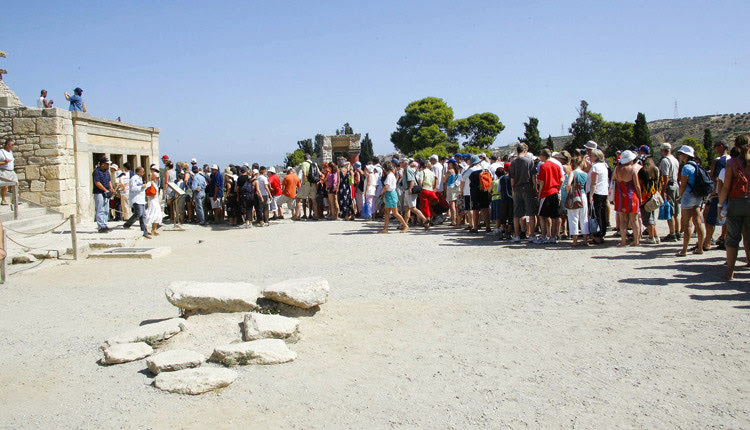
[165,282,261,313]
[153,367,237,395]
[101,342,153,364]
[146,349,204,374]
[105,318,187,346]
[262,277,329,309]
[210,339,297,366]
[89,247,171,259]
[243,312,300,341]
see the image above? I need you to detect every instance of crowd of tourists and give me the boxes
[90,135,750,281]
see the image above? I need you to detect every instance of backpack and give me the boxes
[479,169,492,192]
[240,178,256,200]
[307,162,321,184]
[688,161,713,197]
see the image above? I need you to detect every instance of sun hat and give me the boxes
[211,164,218,170]
[429,154,439,161]
[110,163,118,169]
[551,152,562,159]
[619,150,636,165]
[243,162,250,167]
[268,166,276,173]
[676,145,695,158]
[252,168,259,174]
[478,153,486,158]
[286,166,294,172]
[584,141,598,150]
[366,165,375,173]
[190,158,197,164]
[470,154,481,165]
[638,145,650,154]
[660,143,671,152]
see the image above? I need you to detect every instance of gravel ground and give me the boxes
[0,218,748,429]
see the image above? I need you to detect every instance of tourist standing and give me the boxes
[401,159,429,229]
[659,143,681,242]
[92,157,114,233]
[509,144,538,242]
[65,87,86,112]
[588,149,609,244]
[536,149,562,243]
[675,145,705,256]
[638,157,660,244]
[267,167,283,220]
[326,163,340,220]
[191,165,207,225]
[145,165,163,236]
[0,138,18,206]
[718,134,750,280]
[37,90,53,108]
[298,154,318,219]
[565,158,589,246]
[613,151,642,247]
[257,167,272,226]
[280,166,301,219]
[704,141,730,250]
[164,160,177,224]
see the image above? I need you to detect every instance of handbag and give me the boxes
[564,181,584,210]
[658,200,672,220]
[642,191,664,213]
[145,183,157,197]
[362,201,372,219]
[588,202,601,234]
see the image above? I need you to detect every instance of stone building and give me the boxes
[319,134,361,163]
[0,81,159,222]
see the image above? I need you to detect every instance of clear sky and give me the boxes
[2,1,748,167]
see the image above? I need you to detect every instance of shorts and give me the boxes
[513,187,538,218]
[641,208,656,226]
[726,198,750,248]
[0,169,18,184]
[499,199,513,224]
[298,183,316,200]
[446,185,461,202]
[269,195,280,211]
[704,196,723,226]
[405,192,418,208]
[538,193,561,218]
[680,190,703,210]
[490,199,502,220]
[666,186,680,215]
[463,195,472,211]
[470,191,490,210]
[385,190,398,209]
[278,194,296,210]
[210,197,222,209]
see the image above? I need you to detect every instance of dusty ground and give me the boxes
[0,218,748,429]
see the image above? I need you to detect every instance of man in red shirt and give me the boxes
[267,167,283,220]
[280,166,301,220]
[536,149,563,243]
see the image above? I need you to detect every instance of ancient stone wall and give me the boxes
[0,107,77,216]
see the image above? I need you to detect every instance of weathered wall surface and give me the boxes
[0,107,77,216]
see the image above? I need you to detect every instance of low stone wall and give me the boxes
[0,107,76,216]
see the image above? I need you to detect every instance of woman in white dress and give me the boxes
[145,164,163,236]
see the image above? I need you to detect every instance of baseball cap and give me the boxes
[74,87,83,93]
[353,161,361,169]
[240,166,248,173]
[110,163,119,169]
[638,145,650,154]
[463,153,471,159]
[99,157,110,165]
[453,153,462,158]
[190,158,197,164]
[191,165,200,173]
[161,155,169,160]
[504,162,511,170]
[470,155,480,165]
[252,168,259,174]
[392,158,400,164]
[286,166,294,172]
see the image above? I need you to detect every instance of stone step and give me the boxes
[4,213,65,234]
[0,202,48,222]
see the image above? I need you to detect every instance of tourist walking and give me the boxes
[378,161,409,233]
[145,165,163,236]
[0,138,18,206]
[123,166,151,238]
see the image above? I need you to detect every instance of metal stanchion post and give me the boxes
[70,216,78,261]
[12,185,18,220]
[1,230,6,284]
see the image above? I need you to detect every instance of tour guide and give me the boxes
[92,157,115,233]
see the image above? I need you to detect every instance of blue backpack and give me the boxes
[688,161,713,198]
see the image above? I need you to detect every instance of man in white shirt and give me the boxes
[478,153,491,170]
[36,90,53,108]
[123,167,151,238]
[659,142,681,241]
[489,155,503,179]
[430,154,444,194]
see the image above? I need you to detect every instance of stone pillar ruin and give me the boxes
[319,134,361,164]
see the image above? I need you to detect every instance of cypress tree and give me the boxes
[632,112,652,152]
[519,117,543,155]
[703,128,714,163]
[360,133,374,165]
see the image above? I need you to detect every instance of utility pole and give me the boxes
[673,99,679,119]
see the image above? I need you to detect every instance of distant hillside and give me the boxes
[495,112,750,154]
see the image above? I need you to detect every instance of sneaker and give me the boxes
[646,237,658,244]
[528,236,540,244]
[493,228,501,234]
[661,234,676,242]
[675,232,683,240]
[264,222,270,227]
[512,236,521,243]
[549,237,557,244]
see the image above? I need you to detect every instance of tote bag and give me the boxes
[588,203,601,235]
[658,200,672,220]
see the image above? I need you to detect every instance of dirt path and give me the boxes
[0,219,747,428]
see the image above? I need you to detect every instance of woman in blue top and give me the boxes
[444,159,461,226]
[565,157,589,246]
[675,145,706,256]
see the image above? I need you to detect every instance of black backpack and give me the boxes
[688,161,713,197]
[307,162,321,183]
[240,178,256,200]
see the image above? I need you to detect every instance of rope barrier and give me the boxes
[3,216,71,236]
[5,232,64,251]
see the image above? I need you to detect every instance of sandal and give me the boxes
[377,229,389,234]
[675,251,687,257]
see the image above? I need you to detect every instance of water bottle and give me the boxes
[719,203,728,223]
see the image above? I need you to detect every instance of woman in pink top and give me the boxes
[326,163,340,220]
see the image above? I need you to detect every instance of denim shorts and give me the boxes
[680,190,703,210]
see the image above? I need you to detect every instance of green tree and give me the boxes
[518,117,543,155]
[359,133,374,165]
[413,144,453,161]
[296,138,313,155]
[313,134,325,156]
[566,100,605,153]
[703,128,714,162]
[460,145,491,157]
[284,149,305,167]
[450,113,504,149]
[336,122,354,135]
[681,137,708,165]
[545,135,554,150]
[600,121,634,158]
[391,97,454,154]
[632,112,652,152]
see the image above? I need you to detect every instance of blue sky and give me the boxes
[2,1,748,167]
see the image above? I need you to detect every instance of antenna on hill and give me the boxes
[673,99,679,119]
[561,123,564,135]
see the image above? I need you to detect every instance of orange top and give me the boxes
[282,173,300,198]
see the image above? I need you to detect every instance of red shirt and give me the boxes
[268,174,282,196]
[537,161,562,198]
